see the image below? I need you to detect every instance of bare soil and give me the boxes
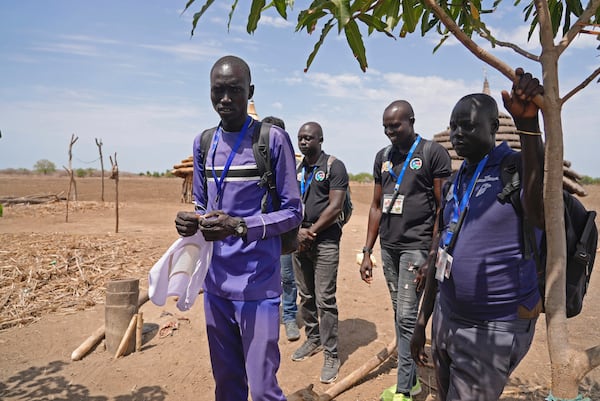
[1,174,599,401]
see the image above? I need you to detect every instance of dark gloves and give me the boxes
[198,210,244,241]
[175,211,200,237]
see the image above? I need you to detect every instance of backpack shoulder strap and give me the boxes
[422,139,432,165]
[383,145,392,161]
[326,155,337,179]
[497,152,539,262]
[199,127,217,197]
[252,121,280,211]
[199,127,217,164]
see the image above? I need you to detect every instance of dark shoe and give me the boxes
[284,321,300,341]
[291,340,322,361]
[320,353,340,384]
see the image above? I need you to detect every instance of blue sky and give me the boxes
[1,1,598,176]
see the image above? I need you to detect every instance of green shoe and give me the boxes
[380,384,396,401]
[379,378,421,401]
[392,394,412,401]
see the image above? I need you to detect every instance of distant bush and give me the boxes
[349,172,373,183]
[33,159,56,175]
[0,168,32,175]
[580,176,600,185]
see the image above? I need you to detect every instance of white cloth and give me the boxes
[148,232,212,311]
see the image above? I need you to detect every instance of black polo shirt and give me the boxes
[373,137,452,250]
[297,151,349,242]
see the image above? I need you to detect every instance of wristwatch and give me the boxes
[362,246,373,255]
[233,218,248,238]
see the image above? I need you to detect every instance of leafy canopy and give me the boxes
[182,0,599,72]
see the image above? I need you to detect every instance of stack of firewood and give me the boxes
[172,156,194,203]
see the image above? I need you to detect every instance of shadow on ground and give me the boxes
[0,361,168,401]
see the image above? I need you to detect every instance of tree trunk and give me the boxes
[536,3,597,397]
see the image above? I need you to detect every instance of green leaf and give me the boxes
[304,18,335,72]
[350,0,374,14]
[385,0,401,33]
[432,34,449,53]
[297,8,328,34]
[271,0,289,19]
[248,0,267,33]
[331,0,351,32]
[227,0,239,32]
[189,0,216,36]
[401,0,418,33]
[356,13,394,37]
[344,19,368,71]
[182,0,197,14]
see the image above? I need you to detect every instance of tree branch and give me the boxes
[422,0,515,81]
[556,0,600,56]
[562,67,600,104]
[478,31,540,61]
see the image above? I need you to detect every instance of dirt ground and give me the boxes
[1,174,599,401]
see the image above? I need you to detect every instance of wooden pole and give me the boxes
[136,312,143,352]
[114,313,138,359]
[95,138,105,202]
[63,133,79,222]
[109,153,119,233]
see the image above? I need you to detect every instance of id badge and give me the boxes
[383,194,404,214]
[444,254,453,279]
[435,247,447,282]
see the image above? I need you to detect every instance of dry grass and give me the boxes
[0,230,160,330]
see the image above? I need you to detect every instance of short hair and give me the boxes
[299,121,323,140]
[457,93,499,120]
[211,55,251,83]
[385,100,415,119]
[262,116,285,130]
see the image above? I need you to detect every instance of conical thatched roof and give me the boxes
[432,77,587,196]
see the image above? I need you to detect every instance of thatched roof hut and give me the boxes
[432,77,587,196]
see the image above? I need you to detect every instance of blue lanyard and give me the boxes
[300,165,318,197]
[443,155,489,248]
[388,135,421,193]
[210,116,252,202]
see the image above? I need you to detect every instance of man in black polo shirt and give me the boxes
[360,100,451,401]
[291,121,349,385]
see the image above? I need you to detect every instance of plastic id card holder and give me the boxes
[383,194,404,214]
[435,247,453,282]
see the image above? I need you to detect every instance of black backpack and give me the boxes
[325,155,353,227]
[497,153,598,318]
[199,121,299,254]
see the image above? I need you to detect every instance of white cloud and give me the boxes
[31,42,100,57]
[259,15,293,29]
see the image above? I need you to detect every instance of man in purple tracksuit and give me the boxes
[175,55,302,401]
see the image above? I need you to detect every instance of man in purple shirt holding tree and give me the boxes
[175,55,302,401]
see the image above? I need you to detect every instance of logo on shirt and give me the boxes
[475,183,492,197]
[382,161,392,173]
[410,158,423,170]
[315,170,326,182]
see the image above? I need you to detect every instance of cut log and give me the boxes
[71,289,149,361]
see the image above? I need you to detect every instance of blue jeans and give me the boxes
[381,247,427,394]
[280,254,298,323]
[292,241,340,355]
